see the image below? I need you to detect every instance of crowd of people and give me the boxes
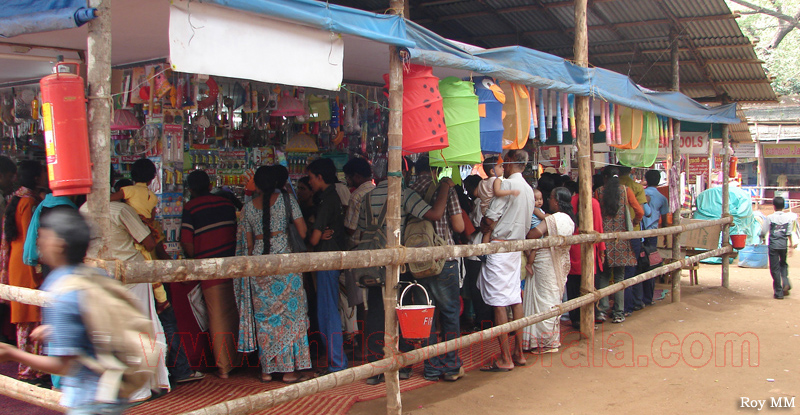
[0,151,675,412]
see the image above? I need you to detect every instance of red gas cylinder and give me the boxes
[39,65,93,196]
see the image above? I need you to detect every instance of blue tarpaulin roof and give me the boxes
[206,0,738,124]
[1,0,738,124]
[199,0,414,47]
[404,26,739,124]
[0,0,96,38]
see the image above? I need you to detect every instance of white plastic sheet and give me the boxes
[169,0,343,91]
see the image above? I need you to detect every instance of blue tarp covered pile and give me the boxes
[694,186,760,264]
[0,0,739,124]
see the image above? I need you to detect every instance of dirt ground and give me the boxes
[350,250,799,414]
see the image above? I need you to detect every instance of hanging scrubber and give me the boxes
[538,89,546,143]
[568,94,576,139]
[555,92,563,143]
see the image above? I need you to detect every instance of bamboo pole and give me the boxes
[385,1,405,412]
[175,246,731,415]
[721,121,731,288]
[669,28,683,303]
[0,220,732,308]
[0,374,64,412]
[707,127,714,189]
[0,284,50,306]
[77,218,731,285]
[73,218,732,287]
[86,0,112,259]
[573,0,594,341]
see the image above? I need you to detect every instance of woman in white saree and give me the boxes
[521,187,575,353]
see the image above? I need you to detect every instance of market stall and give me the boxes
[0,0,744,413]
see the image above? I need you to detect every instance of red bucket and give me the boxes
[396,283,435,339]
[730,234,747,250]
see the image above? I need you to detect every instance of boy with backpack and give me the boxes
[761,196,798,299]
[0,208,162,414]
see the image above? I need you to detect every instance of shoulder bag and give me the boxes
[622,186,634,232]
[283,192,307,253]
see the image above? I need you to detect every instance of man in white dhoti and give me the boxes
[478,150,535,372]
[80,201,172,402]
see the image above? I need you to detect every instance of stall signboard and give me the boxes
[678,132,709,155]
[763,143,800,158]
[687,155,708,177]
[657,132,710,158]
[733,143,757,159]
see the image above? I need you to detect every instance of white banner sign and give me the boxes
[657,131,710,158]
[677,132,709,155]
[169,0,344,91]
[733,143,757,158]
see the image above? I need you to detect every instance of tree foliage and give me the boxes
[727,0,800,94]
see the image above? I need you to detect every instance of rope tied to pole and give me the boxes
[395,245,409,269]
[86,94,114,127]
[85,257,124,281]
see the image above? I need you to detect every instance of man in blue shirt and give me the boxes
[642,170,669,305]
[0,209,129,414]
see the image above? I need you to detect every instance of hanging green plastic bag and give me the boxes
[431,77,481,167]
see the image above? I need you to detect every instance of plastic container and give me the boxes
[396,283,435,339]
[730,234,747,249]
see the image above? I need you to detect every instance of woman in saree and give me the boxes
[234,166,312,383]
[521,187,576,354]
[1,160,48,384]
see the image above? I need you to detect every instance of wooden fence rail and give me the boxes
[0,244,730,413]
[82,217,732,285]
[0,375,64,412]
[0,220,731,413]
[0,218,732,307]
[177,245,731,415]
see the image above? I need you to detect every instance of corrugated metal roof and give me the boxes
[332,0,776,140]
[742,96,800,142]
[334,0,775,103]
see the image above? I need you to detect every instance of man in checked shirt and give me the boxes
[408,155,465,382]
